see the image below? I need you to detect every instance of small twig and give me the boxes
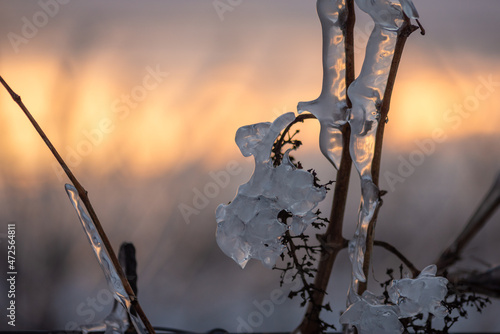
[272,113,315,165]
[436,172,500,274]
[0,75,156,334]
[373,240,419,277]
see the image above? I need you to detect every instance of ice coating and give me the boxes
[389,264,449,318]
[347,0,407,284]
[297,0,348,169]
[65,184,147,334]
[340,290,403,334]
[216,112,327,268]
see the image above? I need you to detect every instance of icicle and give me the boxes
[297,0,348,169]
[65,184,147,334]
[216,112,327,268]
[346,0,407,285]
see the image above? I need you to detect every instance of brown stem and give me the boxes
[0,76,156,334]
[295,2,356,332]
[373,240,419,278]
[356,20,418,296]
[435,172,500,274]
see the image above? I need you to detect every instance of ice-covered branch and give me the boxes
[0,75,156,334]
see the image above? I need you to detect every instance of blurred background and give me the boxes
[0,0,499,332]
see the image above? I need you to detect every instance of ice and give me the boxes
[297,0,348,170]
[389,264,449,318]
[216,112,327,268]
[65,185,147,334]
[342,264,447,333]
[340,290,403,334]
[346,0,408,285]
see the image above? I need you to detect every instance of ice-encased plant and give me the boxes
[215,112,326,268]
[340,264,448,334]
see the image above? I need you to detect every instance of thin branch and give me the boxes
[436,171,500,274]
[0,76,156,334]
[447,265,500,299]
[373,240,419,278]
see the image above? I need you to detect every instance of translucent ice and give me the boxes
[389,264,448,318]
[347,0,410,284]
[216,112,327,268]
[297,0,348,169]
[340,290,403,334]
[65,185,147,334]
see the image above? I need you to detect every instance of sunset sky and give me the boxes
[1,1,499,332]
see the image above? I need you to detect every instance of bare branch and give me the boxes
[436,172,500,274]
[0,75,156,334]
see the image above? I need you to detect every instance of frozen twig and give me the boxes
[0,75,156,334]
[436,172,500,273]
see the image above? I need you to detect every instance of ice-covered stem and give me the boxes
[435,171,500,273]
[0,76,156,334]
[356,19,419,296]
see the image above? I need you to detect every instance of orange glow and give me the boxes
[1,50,499,184]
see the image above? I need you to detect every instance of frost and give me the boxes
[297,0,348,170]
[65,184,146,334]
[389,264,449,318]
[340,290,403,334]
[216,112,327,268]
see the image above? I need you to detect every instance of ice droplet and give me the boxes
[297,0,348,170]
[216,112,327,268]
[65,184,147,334]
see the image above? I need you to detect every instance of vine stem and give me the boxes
[294,1,356,332]
[0,75,156,334]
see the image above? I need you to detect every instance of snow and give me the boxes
[216,112,327,268]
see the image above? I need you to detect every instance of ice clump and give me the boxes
[389,264,449,318]
[216,112,327,268]
[65,185,147,334]
[297,0,348,170]
[340,290,403,334]
[341,264,448,333]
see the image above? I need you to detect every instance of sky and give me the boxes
[0,0,500,332]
